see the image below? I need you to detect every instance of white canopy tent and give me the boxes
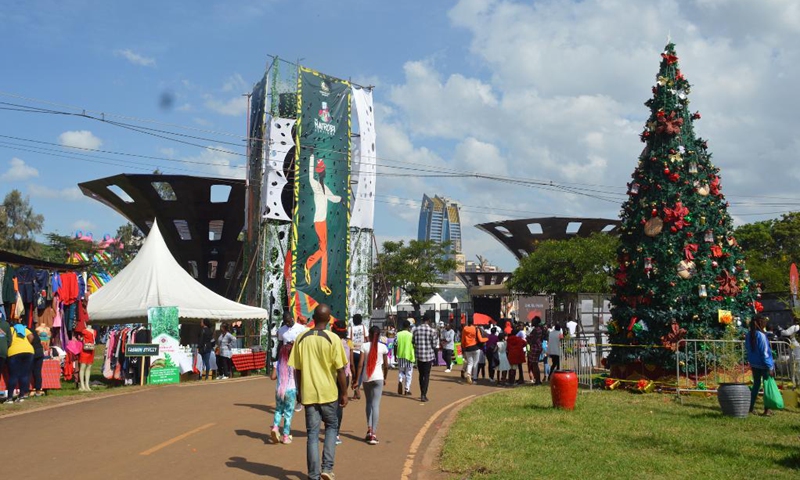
[88,220,269,324]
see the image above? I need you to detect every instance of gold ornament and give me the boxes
[677,260,696,279]
[669,152,682,163]
[644,217,664,237]
[696,183,710,196]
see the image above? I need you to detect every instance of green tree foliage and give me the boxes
[376,240,457,312]
[106,223,144,274]
[735,212,800,292]
[40,233,99,264]
[0,189,44,254]
[507,233,618,296]
[609,44,756,367]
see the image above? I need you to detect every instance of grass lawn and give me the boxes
[440,386,800,479]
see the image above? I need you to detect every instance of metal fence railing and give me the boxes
[676,338,796,400]
[561,335,610,390]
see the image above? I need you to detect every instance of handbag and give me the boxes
[83,341,95,352]
[763,376,785,410]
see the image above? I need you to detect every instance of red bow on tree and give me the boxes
[716,270,741,296]
[661,321,687,352]
[615,270,628,287]
[656,111,684,135]
[684,243,699,260]
[661,53,679,65]
[664,202,689,229]
[710,176,721,196]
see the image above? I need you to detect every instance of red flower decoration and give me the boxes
[656,111,684,135]
[692,111,701,120]
[754,301,764,312]
[710,245,723,258]
[716,270,741,297]
[710,176,721,196]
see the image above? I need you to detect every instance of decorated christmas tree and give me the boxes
[608,43,757,369]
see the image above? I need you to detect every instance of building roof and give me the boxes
[79,174,245,297]
[476,217,621,260]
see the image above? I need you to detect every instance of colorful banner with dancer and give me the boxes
[290,67,351,323]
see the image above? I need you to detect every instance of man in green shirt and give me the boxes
[394,319,415,396]
[289,304,348,480]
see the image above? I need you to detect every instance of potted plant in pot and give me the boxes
[716,321,750,418]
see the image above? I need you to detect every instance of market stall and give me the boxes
[87,220,269,383]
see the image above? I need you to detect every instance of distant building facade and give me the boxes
[418,194,463,281]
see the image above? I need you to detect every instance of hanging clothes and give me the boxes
[2,265,18,304]
[34,269,49,308]
[16,265,36,304]
[58,272,79,306]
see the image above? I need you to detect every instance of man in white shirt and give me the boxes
[566,319,578,337]
[547,324,564,380]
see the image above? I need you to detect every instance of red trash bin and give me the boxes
[550,370,578,410]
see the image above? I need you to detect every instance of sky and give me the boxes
[1,0,800,271]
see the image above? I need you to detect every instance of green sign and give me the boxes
[147,306,181,385]
[125,344,159,357]
[148,367,180,385]
[290,67,351,323]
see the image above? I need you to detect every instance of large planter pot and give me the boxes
[717,383,750,418]
[551,370,578,410]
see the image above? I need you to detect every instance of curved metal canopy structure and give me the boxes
[476,217,621,260]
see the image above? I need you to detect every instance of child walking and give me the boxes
[496,333,510,386]
[270,342,297,444]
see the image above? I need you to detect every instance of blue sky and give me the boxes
[2,0,800,271]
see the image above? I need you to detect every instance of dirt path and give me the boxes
[1,367,497,479]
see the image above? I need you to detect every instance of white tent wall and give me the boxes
[88,220,269,324]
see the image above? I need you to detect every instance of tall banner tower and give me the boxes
[290,68,352,323]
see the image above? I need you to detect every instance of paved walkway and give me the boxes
[1,367,498,479]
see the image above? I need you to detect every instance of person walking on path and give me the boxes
[356,325,389,445]
[461,318,487,385]
[495,333,510,386]
[6,319,34,403]
[547,324,564,380]
[394,320,415,396]
[348,314,367,400]
[484,324,500,383]
[270,326,298,445]
[288,304,348,480]
[441,323,455,372]
[745,315,776,416]
[217,323,237,380]
[526,317,545,385]
[197,319,215,380]
[412,314,438,402]
[332,319,353,445]
[0,311,11,402]
[506,327,527,385]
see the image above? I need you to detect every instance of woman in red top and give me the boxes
[506,327,527,385]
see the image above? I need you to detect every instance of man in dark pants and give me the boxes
[289,304,348,480]
[412,313,438,402]
[0,310,10,403]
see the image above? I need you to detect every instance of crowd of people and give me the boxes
[266,305,579,480]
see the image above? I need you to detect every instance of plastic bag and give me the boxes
[763,376,785,410]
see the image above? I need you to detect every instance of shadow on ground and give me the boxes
[234,403,276,414]
[226,456,306,479]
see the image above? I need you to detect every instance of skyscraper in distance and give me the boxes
[418,194,463,281]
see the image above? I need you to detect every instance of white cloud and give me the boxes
[0,158,38,181]
[374,0,800,270]
[222,73,248,93]
[72,220,97,231]
[176,103,193,112]
[59,130,102,150]
[28,184,84,201]
[115,48,156,67]
[181,146,245,179]
[204,94,248,116]
[159,147,178,158]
